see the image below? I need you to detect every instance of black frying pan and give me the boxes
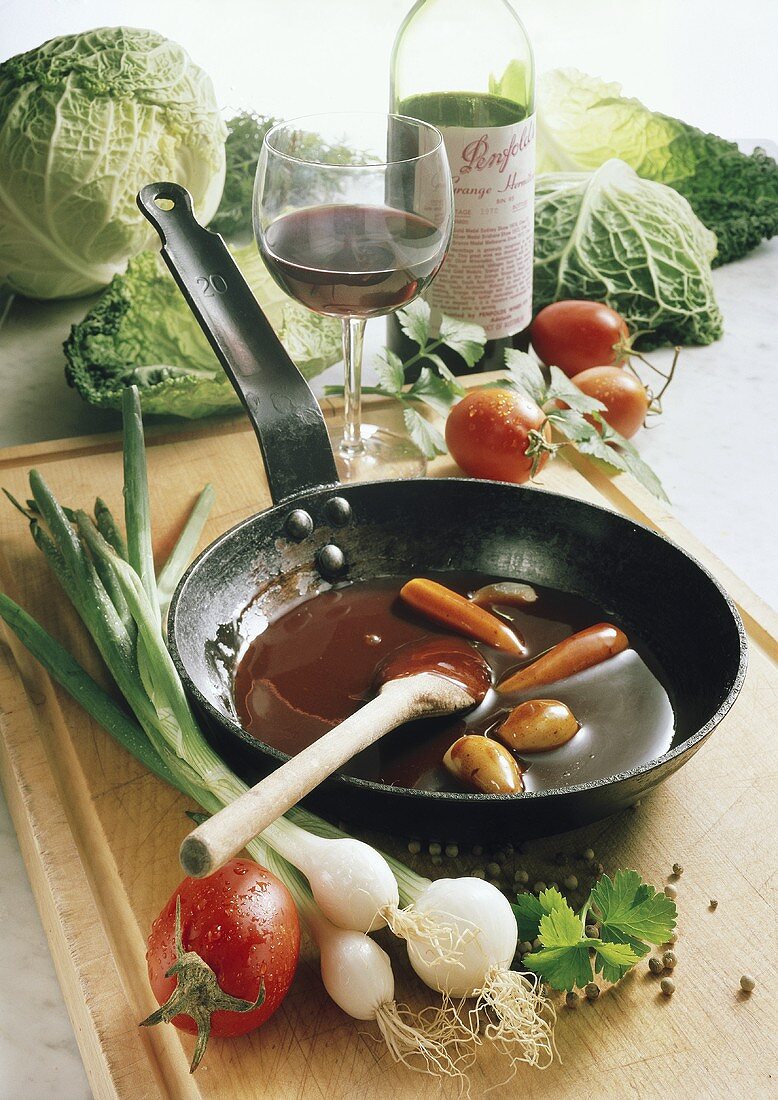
[137,183,747,842]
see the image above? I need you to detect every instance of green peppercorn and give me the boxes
[582,848,595,862]
[533,881,547,894]
[532,937,542,952]
[444,843,459,858]
[407,840,421,855]
[662,951,677,970]
[428,842,442,856]
[660,978,675,996]
[515,869,529,884]
[565,991,580,1008]
[584,982,600,1001]
[664,884,677,900]
[740,974,756,993]
[518,941,533,955]
[487,861,501,877]
[564,875,579,890]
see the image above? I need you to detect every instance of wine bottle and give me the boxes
[389,0,535,375]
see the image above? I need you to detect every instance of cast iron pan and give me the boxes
[137,183,747,842]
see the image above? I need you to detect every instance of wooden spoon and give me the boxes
[179,638,491,878]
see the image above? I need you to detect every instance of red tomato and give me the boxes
[146,859,300,1041]
[530,301,630,378]
[445,388,549,483]
[574,366,649,439]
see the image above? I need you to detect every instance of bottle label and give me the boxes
[428,113,535,341]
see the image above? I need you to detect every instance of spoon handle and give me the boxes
[180,673,472,878]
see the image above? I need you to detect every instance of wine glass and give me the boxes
[253,112,453,480]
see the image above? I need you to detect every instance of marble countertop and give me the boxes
[1,2,776,1095]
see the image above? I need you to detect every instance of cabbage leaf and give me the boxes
[64,245,341,418]
[534,159,723,348]
[537,69,778,265]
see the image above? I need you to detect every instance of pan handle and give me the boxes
[137,182,339,504]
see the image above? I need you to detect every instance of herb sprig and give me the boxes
[325,300,483,459]
[513,870,677,992]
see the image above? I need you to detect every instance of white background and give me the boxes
[0,3,777,1097]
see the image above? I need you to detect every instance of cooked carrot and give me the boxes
[497,622,629,694]
[399,578,527,655]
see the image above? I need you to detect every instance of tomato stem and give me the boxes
[140,896,265,1073]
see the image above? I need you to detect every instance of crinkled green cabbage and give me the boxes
[534,159,723,347]
[64,244,341,418]
[0,27,226,299]
[537,68,778,265]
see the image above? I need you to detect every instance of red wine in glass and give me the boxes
[261,203,446,318]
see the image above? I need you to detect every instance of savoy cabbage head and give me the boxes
[534,159,723,347]
[0,27,226,299]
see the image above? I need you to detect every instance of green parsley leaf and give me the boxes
[373,349,405,395]
[402,407,447,460]
[511,893,545,942]
[592,940,643,984]
[503,349,547,405]
[511,886,569,942]
[538,897,584,948]
[523,944,593,992]
[397,300,431,348]
[438,315,487,368]
[591,870,677,946]
[406,366,463,416]
[546,365,607,415]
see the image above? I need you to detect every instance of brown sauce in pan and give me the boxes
[233,573,675,792]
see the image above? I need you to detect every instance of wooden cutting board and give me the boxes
[1,391,776,1100]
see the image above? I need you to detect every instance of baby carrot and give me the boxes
[399,578,527,654]
[497,623,629,693]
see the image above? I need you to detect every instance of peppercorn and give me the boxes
[664,884,677,900]
[487,878,501,889]
[515,869,529,884]
[584,982,600,1001]
[532,937,542,952]
[660,978,675,996]
[671,862,684,877]
[740,974,756,993]
[662,951,677,970]
[585,924,600,939]
[471,844,483,857]
[565,991,580,1009]
[564,875,579,890]
[648,956,664,975]
[518,941,533,956]
[407,840,421,855]
[472,867,485,879]
[428,842,442,857]
[533,881,547,894]
[582,848,595,862]
[487,861,501,878]
[444,843,459,858]
[431,854,442,866]
[709,898,719,910]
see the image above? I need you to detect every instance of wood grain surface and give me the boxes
[0,392,776,1099]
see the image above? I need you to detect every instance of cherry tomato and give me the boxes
[146,859,300,1041]
[574,366,649,439]
[445,388,549,484]
[530,301,630,377]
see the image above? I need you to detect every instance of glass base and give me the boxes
[328,422,427,482]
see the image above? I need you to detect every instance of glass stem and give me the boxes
[340,316,366,456]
